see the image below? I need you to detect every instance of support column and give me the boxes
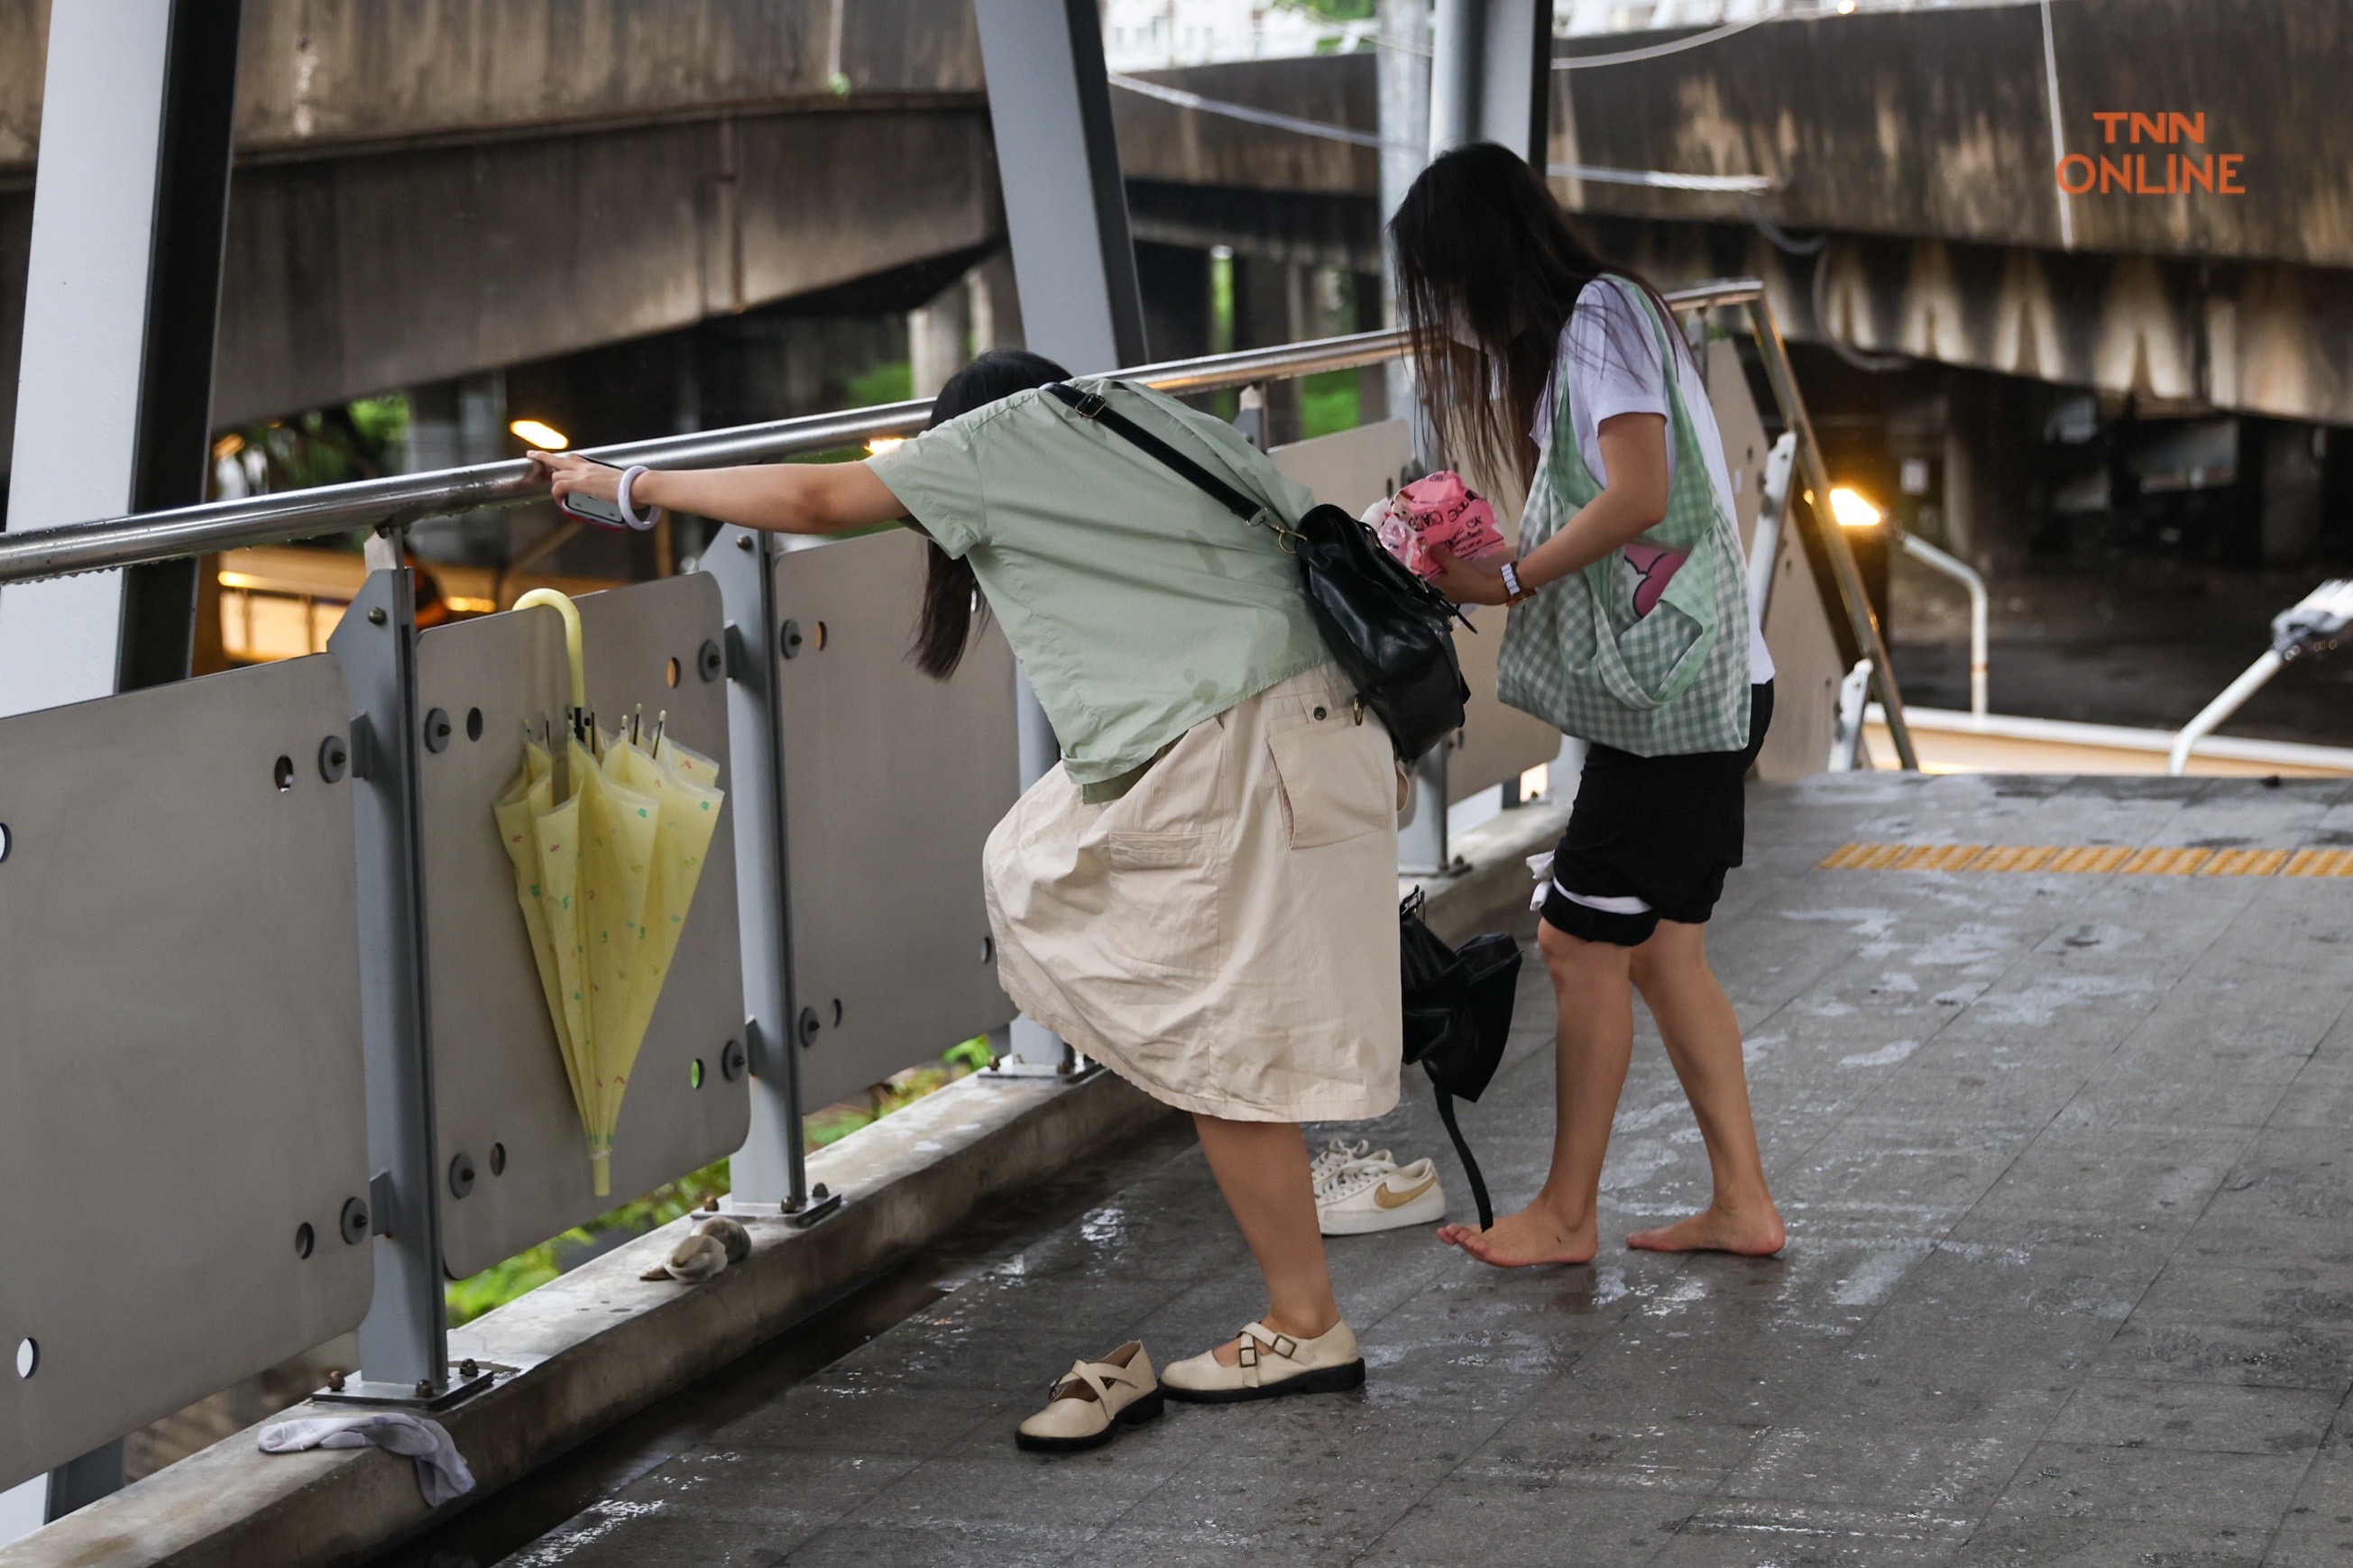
[972,0,1148,1070]
[1379,0,1432,455]
[970,249,1026,354]
[971,0,1148,373]
[909,278,973,399]
[1478,0,1554,160]
[0,0,244,717]
[1429,0,1553,160]
[0,1,242,1537]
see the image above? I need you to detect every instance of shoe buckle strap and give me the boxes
[1050,1362,1130,1404]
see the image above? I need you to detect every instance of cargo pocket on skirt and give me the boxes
[1266,710,1394,849]
[1094,719,1227,975]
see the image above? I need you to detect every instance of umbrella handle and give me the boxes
[513,588,586,713]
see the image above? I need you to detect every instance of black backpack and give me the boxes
[1043,382,1470,761]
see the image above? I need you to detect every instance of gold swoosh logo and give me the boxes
[1373,1173,1438,1209]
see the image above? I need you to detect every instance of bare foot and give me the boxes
[1625,1203,1787,1257]
[1438,1206,1598,1268]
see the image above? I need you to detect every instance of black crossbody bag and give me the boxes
[1400,888,1521,1231]
[1043,382,1470,762]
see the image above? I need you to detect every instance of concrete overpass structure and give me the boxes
[11,0,2337,468]
[1115,0,2353,430]
[0,0,1000,476]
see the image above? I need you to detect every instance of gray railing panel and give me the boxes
[415,575,749,1279]
[771,531,1021,1111]
[0,656,371,1490]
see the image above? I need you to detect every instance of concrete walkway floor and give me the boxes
[425,775,2353,1568]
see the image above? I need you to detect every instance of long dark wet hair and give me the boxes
[1389,142,1687,491]
[908,348,1071,679]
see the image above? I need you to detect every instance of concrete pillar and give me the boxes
[909,279,972,398]
[1135,242,1214,362]
[1233,255,1304,445]
[402,371,509,565]
[1354,271,1390,425]
[969,248,1026,354]
[2260,422,2325,565]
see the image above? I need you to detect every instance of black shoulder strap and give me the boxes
[1042,381,1267,526]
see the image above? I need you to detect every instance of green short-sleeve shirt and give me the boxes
[866,377,1330,788]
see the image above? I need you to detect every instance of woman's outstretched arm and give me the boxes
[1426,411,1669,605]
[528,452,908,536]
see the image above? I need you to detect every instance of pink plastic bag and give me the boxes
[1360,472,1508,581]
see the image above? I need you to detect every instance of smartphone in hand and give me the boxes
[554,457,637,531]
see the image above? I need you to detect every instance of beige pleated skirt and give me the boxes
[983,664,1403,1123]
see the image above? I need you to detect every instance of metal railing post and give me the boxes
[706,527,828,1216]
[326,561,454,1398]
[1743,300,1922,771]
[2169,652,2286,776]
[1896,530,1990,718]
[1399,741,1453,876]
[1745,433,1797,625]
[988,665,1076,1075]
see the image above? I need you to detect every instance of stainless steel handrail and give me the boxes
[0,272,1917,763]
[0,279,1764,587]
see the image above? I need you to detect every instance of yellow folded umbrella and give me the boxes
[495,590,726,1195]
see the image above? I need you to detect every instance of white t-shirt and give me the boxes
[1532,277,1774,683]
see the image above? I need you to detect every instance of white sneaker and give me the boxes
[1316,1154,1447,1235]
[1309,1138,1383,1183]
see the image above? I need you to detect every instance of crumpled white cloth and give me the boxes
[1526,851,1556,912]
[258,1412,476,1507]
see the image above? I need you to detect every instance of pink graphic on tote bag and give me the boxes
[1360,472,1507,580]
[1621,542,1688,619]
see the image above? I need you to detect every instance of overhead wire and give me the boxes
[1107,73,1779,192]
[1552,15,1774,69]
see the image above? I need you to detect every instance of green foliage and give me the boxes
[943,1035,995,1073]
[1300,370,1362,440]
[846,359,914,408]
[216,394,410,502]
[443,1036,998,1325]
[1209,252,1236,357]
[1273,0,1375,18]
[347,396,410,452]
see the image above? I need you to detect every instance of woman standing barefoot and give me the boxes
[1392,145,1786,1267]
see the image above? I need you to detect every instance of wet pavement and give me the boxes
[411,774,2353,1567]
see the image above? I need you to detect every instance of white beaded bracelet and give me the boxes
[616,465,664,532]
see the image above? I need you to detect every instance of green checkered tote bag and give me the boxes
[1495,278,1752,757]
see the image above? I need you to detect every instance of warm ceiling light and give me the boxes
[510,418,569,451]
[1835,0,1857,12]
[1830,486,1883,529]
[865,436,905,456]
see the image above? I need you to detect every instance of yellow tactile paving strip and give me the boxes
[1819,842,2353,877]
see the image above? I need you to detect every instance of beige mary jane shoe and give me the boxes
[1161,1319,1365,1404]
[1014,1342,1163,1453]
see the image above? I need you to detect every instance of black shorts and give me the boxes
[1540,682,1774,948]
